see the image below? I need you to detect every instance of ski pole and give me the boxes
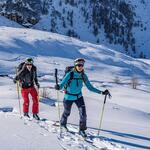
[97,93,109,136]
[35,86,40,101]
[55,69,61,134]
[15,68,22,118]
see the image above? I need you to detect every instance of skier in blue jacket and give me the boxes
[55,58,110,137]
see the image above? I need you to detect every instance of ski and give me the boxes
[21,113,48,126]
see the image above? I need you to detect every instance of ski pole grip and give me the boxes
[55,68,58,85]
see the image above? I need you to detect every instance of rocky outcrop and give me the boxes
[0,0,43,27]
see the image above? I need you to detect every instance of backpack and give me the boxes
[64,66,74,76]
[64,66,86,89]
[17,62,36,72]
[17,62,25,73]
[16,62,36,79]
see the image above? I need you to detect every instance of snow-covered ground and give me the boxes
[0,17,150,150]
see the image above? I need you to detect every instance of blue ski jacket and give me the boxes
[59,70,102,100]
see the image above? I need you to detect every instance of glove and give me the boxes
[13,77,19,84]
[55,84,60,90]
[13,78,17,84]
[36,83,40,89]
[102,89,110,95]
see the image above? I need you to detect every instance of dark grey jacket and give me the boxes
[15,63,39,88]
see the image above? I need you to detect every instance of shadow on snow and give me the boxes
[70,123,150,149]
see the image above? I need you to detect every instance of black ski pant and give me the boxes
[60,96,87,131]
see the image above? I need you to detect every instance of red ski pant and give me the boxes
[21,87,39,114]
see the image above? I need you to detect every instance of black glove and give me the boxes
[55,84,60,90]
[36,83,40,89]
[13,78,17,84]
[102,89,110,95]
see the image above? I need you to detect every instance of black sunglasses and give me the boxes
[77,64,84,67]
[26,64,32,66]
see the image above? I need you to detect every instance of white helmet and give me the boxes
[74,58,85,66]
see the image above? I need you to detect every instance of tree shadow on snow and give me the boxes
[39,97,56,107]
[136,88,150,94]
[69,123,150,149]
[0,38,87,59]
[100,129,150,149]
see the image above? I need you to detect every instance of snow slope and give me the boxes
[0,17,150,150]
[0,25,150,80]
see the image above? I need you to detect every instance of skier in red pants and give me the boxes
[14,58,40,120]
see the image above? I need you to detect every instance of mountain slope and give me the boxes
[0,25,150,81]
[127,0,150,58]
[0,0,150,58]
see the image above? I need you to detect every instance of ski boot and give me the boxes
[61,124,69,132]
[24,112,30,118]
[33,114,40,120]
[79,130,87,138]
